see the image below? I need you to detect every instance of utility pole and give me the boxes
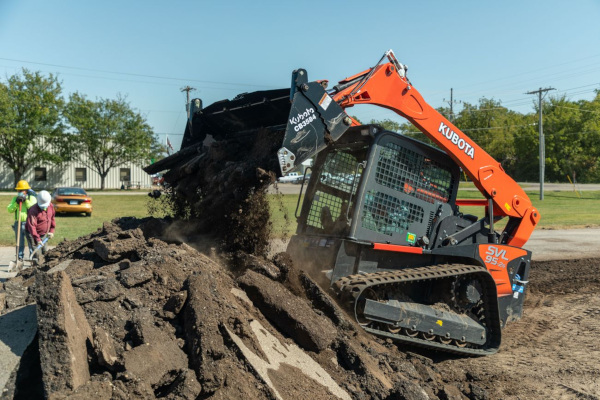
[443,88,462,122]
[180,86,196,119]
[526,87,555,200]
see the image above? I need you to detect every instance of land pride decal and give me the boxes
[438,122,475,159]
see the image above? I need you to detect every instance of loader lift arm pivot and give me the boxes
[279,50,540,248]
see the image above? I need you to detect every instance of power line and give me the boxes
[554,105,600,113]
[449,62,600,105]
[0,56,277,89]
[454,53,600,92]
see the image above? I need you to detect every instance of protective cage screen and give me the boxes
[361,190,424,236]
[359,141,453,237]
[306,150,363,230]
[375,142,453,204]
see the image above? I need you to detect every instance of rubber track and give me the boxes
[333,264,502,356]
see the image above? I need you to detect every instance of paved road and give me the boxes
[270,182,600,195]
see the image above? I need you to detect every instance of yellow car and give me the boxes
[51,187,93,217]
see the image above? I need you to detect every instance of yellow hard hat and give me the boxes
[15,180,31,191]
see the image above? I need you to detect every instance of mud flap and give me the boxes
[278,69,350,175]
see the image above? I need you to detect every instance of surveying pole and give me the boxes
[526,87,555,200]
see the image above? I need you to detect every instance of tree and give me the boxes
[149,138,168,164]
[0,69,69,186]
[369,118,402,132]
[65,93,158,189]
[454,98,531,178]
[577,91,600,182]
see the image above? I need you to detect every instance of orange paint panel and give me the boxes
[455,199,488,207]
[373,243,423,254]
[478,244,527,296]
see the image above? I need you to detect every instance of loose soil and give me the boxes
[2,218,598,399]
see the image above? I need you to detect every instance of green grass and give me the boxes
[453,189,600,229]
[2,190,598,246]
[1,195,151,246]
[268,190,600,237]
[527,190,600,228]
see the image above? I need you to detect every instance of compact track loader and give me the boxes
[147,51,539,355]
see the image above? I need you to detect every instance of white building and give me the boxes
[0,161,152,190]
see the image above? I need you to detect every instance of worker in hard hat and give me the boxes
[25,190,56,264]
[7,180,38,262]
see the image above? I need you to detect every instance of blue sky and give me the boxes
[1,1,599,150]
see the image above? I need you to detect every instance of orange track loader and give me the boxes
[279,50,539,355]
[148,50,540,355]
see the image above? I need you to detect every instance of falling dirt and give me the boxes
[147,124,285,257]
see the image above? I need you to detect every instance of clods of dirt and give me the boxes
[3,219,600,399]
[3,217,482,400]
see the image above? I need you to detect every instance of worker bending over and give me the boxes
[26,190,55,263]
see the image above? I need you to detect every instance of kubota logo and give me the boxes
[289,107,317,132]
[438,122,474,159]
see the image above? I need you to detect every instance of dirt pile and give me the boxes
[2,217,492,400]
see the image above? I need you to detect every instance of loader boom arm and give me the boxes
[281,51,539,247]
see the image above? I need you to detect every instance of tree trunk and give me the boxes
[12,166,25,189]
[100,171,109,190]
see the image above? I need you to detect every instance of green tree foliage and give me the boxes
[453,99,534,178]
[0,69,69,186]
[150,139,168,163]
[577,91,600,182]
[65,93,158,189]
[368,118,401,132]
[542,93,600,183]
[371,94,600,183]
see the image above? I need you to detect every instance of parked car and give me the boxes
[278,172,303,184]
[52,187,93,217]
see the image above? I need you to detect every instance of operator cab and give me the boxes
[294,125,461,248]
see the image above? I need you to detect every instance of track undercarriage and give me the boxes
[333,264,502,356]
